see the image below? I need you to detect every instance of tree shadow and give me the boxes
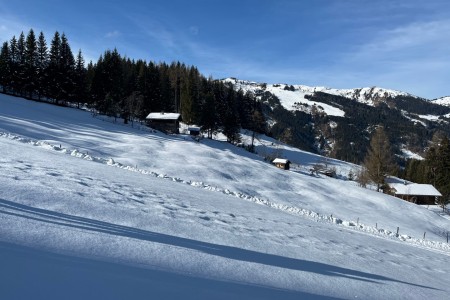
[0,198,439,292]
[0,241,340,300]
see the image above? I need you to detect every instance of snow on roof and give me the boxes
[272,158,290,164]
[390,183,442,197]
[146,113,181,120]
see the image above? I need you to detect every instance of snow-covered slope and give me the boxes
[1,94,450,299]
[432,96,450,107]
[224,78,415,115]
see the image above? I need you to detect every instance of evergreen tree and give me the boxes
[85,60,95,106]
[36,31,48,100]
[73,49,87,108]
[9,36,18,93]
[48,31,61,102]
[425,134,450,210]
[16,32,26,96]
[404,158,426,184]
[158,63,174,112]
[91,49,123,116]
[364,126,396,191]
[147,61,162,113]
[180,67,201,124]
[59,33,75,102]
[0,41,10,93]
[24,29,38,98]
[221,87,241,143]
[249,107,266,150]
[200,84,218,139]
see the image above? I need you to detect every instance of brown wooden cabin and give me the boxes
[146,112,181,134]
[387,181,442,205]
[272,158,291,170]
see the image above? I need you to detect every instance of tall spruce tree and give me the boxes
[200,85,218,139]
[24,29,38,98]
[48,31,61,102]
[180,67,201,124]
[221,87,241,143]
[16,32,26,96]
[0,41,10,93]
[364,126,396,192]
[9,36,18,93]
[426,134,450,210]
[36,31,48,100]
[59,33,75,102]
[74,49,87,108]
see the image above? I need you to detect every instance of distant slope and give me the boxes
[432,96,450,107]
[224,77,416,112]
[223,78,450,162]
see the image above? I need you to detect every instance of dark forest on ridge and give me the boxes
[0,29,266,143]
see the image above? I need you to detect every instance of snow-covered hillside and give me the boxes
[224,78,415,115]
[1,94,450,299]
[432,96,450,107]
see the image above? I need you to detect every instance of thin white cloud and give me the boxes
[0,16,32,42]
[130,17,176,50]
[105,30,121,38]
[356,20,450,57]
[313,19,450,98]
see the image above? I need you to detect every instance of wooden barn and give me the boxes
[272,158,291,170]
[387,179,442,205]
[146,113,181,134]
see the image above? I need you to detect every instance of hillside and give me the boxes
[1,94,450,299]
[225,78,416,109]
[223,78,450,162]
[432,96,450,107]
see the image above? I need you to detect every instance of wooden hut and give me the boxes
[272,158,291,170]
[188,126,201,136]
[146,113,181,134]
[387,180,442,205]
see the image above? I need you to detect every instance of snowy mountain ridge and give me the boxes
[432,96,450,107]
[223,77,417,110]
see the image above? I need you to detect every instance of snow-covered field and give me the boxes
[1,94,450,299]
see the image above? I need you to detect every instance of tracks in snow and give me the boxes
[1,131,449,254]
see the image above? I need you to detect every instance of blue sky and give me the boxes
[1,0,449,99]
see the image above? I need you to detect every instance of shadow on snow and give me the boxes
[0,198,439,296]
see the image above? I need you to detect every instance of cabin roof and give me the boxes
[389,183,442,197]
[272,158,290,164]
[188,126,201,131]
[146,113,181,120]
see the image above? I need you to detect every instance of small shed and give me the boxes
[146,112,181,134]
[388,182,442,205]
[273,158,291,170]
[188,126,201,136]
